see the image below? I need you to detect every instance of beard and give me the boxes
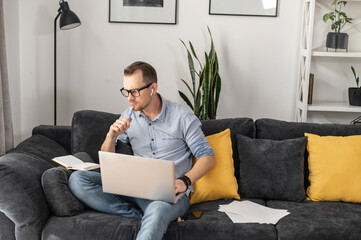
[130,99,151,112]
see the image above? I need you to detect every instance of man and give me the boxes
[69,61,215,240]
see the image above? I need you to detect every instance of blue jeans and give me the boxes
[68,171,190,240]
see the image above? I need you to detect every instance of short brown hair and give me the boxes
[124,61,157,84]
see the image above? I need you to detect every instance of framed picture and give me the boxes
[209,0,278,17]
[109,0,177,24]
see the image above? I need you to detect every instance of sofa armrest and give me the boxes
[32,125,71,153]
[0,211,15,240]
[0,153,54,240]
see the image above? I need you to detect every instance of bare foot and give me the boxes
[177,217,184,222]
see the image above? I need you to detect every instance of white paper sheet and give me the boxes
[218,200,290,224]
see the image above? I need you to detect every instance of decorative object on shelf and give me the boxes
[179,27,221,120]
[350,115,361,124]
[349,66,361,106]
[209,0,278,17]
[308,73,315,104]
[54,0,81,125]
[323,0,353,52]
[109,0,177,24]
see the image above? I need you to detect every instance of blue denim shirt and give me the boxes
[117,95,214,179]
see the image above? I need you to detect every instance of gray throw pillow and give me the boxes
[41,152,94,216]
[41,167,86,216]
[237,135,307,202]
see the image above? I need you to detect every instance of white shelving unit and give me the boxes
[295,0,361,122]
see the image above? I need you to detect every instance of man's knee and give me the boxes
[68,171,98,198]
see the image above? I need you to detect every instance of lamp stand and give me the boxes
[54,11,61,126]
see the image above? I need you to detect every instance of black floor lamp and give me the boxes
[54,0,81,125]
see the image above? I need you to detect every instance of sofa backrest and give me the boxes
[201,118,255,181]
[71,110,120,163]
[255,118,361,189]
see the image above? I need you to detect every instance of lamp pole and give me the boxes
[54,10,61,126]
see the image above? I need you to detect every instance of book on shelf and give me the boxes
[308,73,314,104]
[52,155,100,171]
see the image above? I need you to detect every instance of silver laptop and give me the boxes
[98,151,185,204]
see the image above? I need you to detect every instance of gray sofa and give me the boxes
[1,110,361,240]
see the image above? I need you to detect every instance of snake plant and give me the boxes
[351,66,360,89]
[179,27,221,120]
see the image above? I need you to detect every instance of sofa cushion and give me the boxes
[165,199,277,240]
[201,118,255,183]
[32,125,72,153]
[267,200,361,240]
[12,134,69,162]
[237,135,307,202]
[0,153,54,240]
[191,129,240,205]
[43,199,277,240]
[305,133,361,203]
[42,167,86,217]
[71,110,120,163]
[255,118,361,190]
[41,152,97,216]
[42,210,140,240]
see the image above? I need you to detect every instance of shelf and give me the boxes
[312,51,361,58]
[307,102,361,112]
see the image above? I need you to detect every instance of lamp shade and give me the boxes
[59,1,81,30]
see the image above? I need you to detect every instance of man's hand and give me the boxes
[175,179,187,223]
[108,118,132,138]
[101,118,132,152]
[175,179,187,194]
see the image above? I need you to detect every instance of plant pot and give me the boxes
[326,32,349,51]
[348,88,361,106]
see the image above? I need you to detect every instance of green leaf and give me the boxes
[180,39,196,94]
[351,66,357,79]
[214,73,221,114]
[203,53,212,119]
[323,12,334,23]
[189,41,202,69]
[180,79,194,98]
[356,77,359,88]
[178,91,194,111]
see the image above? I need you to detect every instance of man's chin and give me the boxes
[130,104,140,111]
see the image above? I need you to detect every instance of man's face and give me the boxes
[123,69,153,111]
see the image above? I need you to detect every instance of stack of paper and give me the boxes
[218,200,290,224]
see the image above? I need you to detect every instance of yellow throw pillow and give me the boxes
[190,129,240,205]
[305,133,361,203]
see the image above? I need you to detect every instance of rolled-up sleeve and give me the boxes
[182,114,214,159]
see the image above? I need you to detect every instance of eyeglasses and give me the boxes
[120,83,153,97]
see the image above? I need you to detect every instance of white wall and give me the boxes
[10,0,304,141]
[3,0,21,145]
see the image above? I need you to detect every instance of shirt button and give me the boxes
[153,152,155,155]
[149,123,151,126]
[151,139,154,141]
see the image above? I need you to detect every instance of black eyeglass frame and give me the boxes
[120,83,153,97]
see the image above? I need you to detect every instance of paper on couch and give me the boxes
[218,200,290,224]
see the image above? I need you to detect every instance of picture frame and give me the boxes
[209,0,278,17]
[109,0,177,24]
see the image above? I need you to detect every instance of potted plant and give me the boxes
[323,0,353,51]
[179,27,221,120]
[349,66,361,106]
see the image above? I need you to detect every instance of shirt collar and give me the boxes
[152,94,167,122]
[137,94,167,123]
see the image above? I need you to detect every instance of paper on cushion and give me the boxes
[218,200,290,224]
